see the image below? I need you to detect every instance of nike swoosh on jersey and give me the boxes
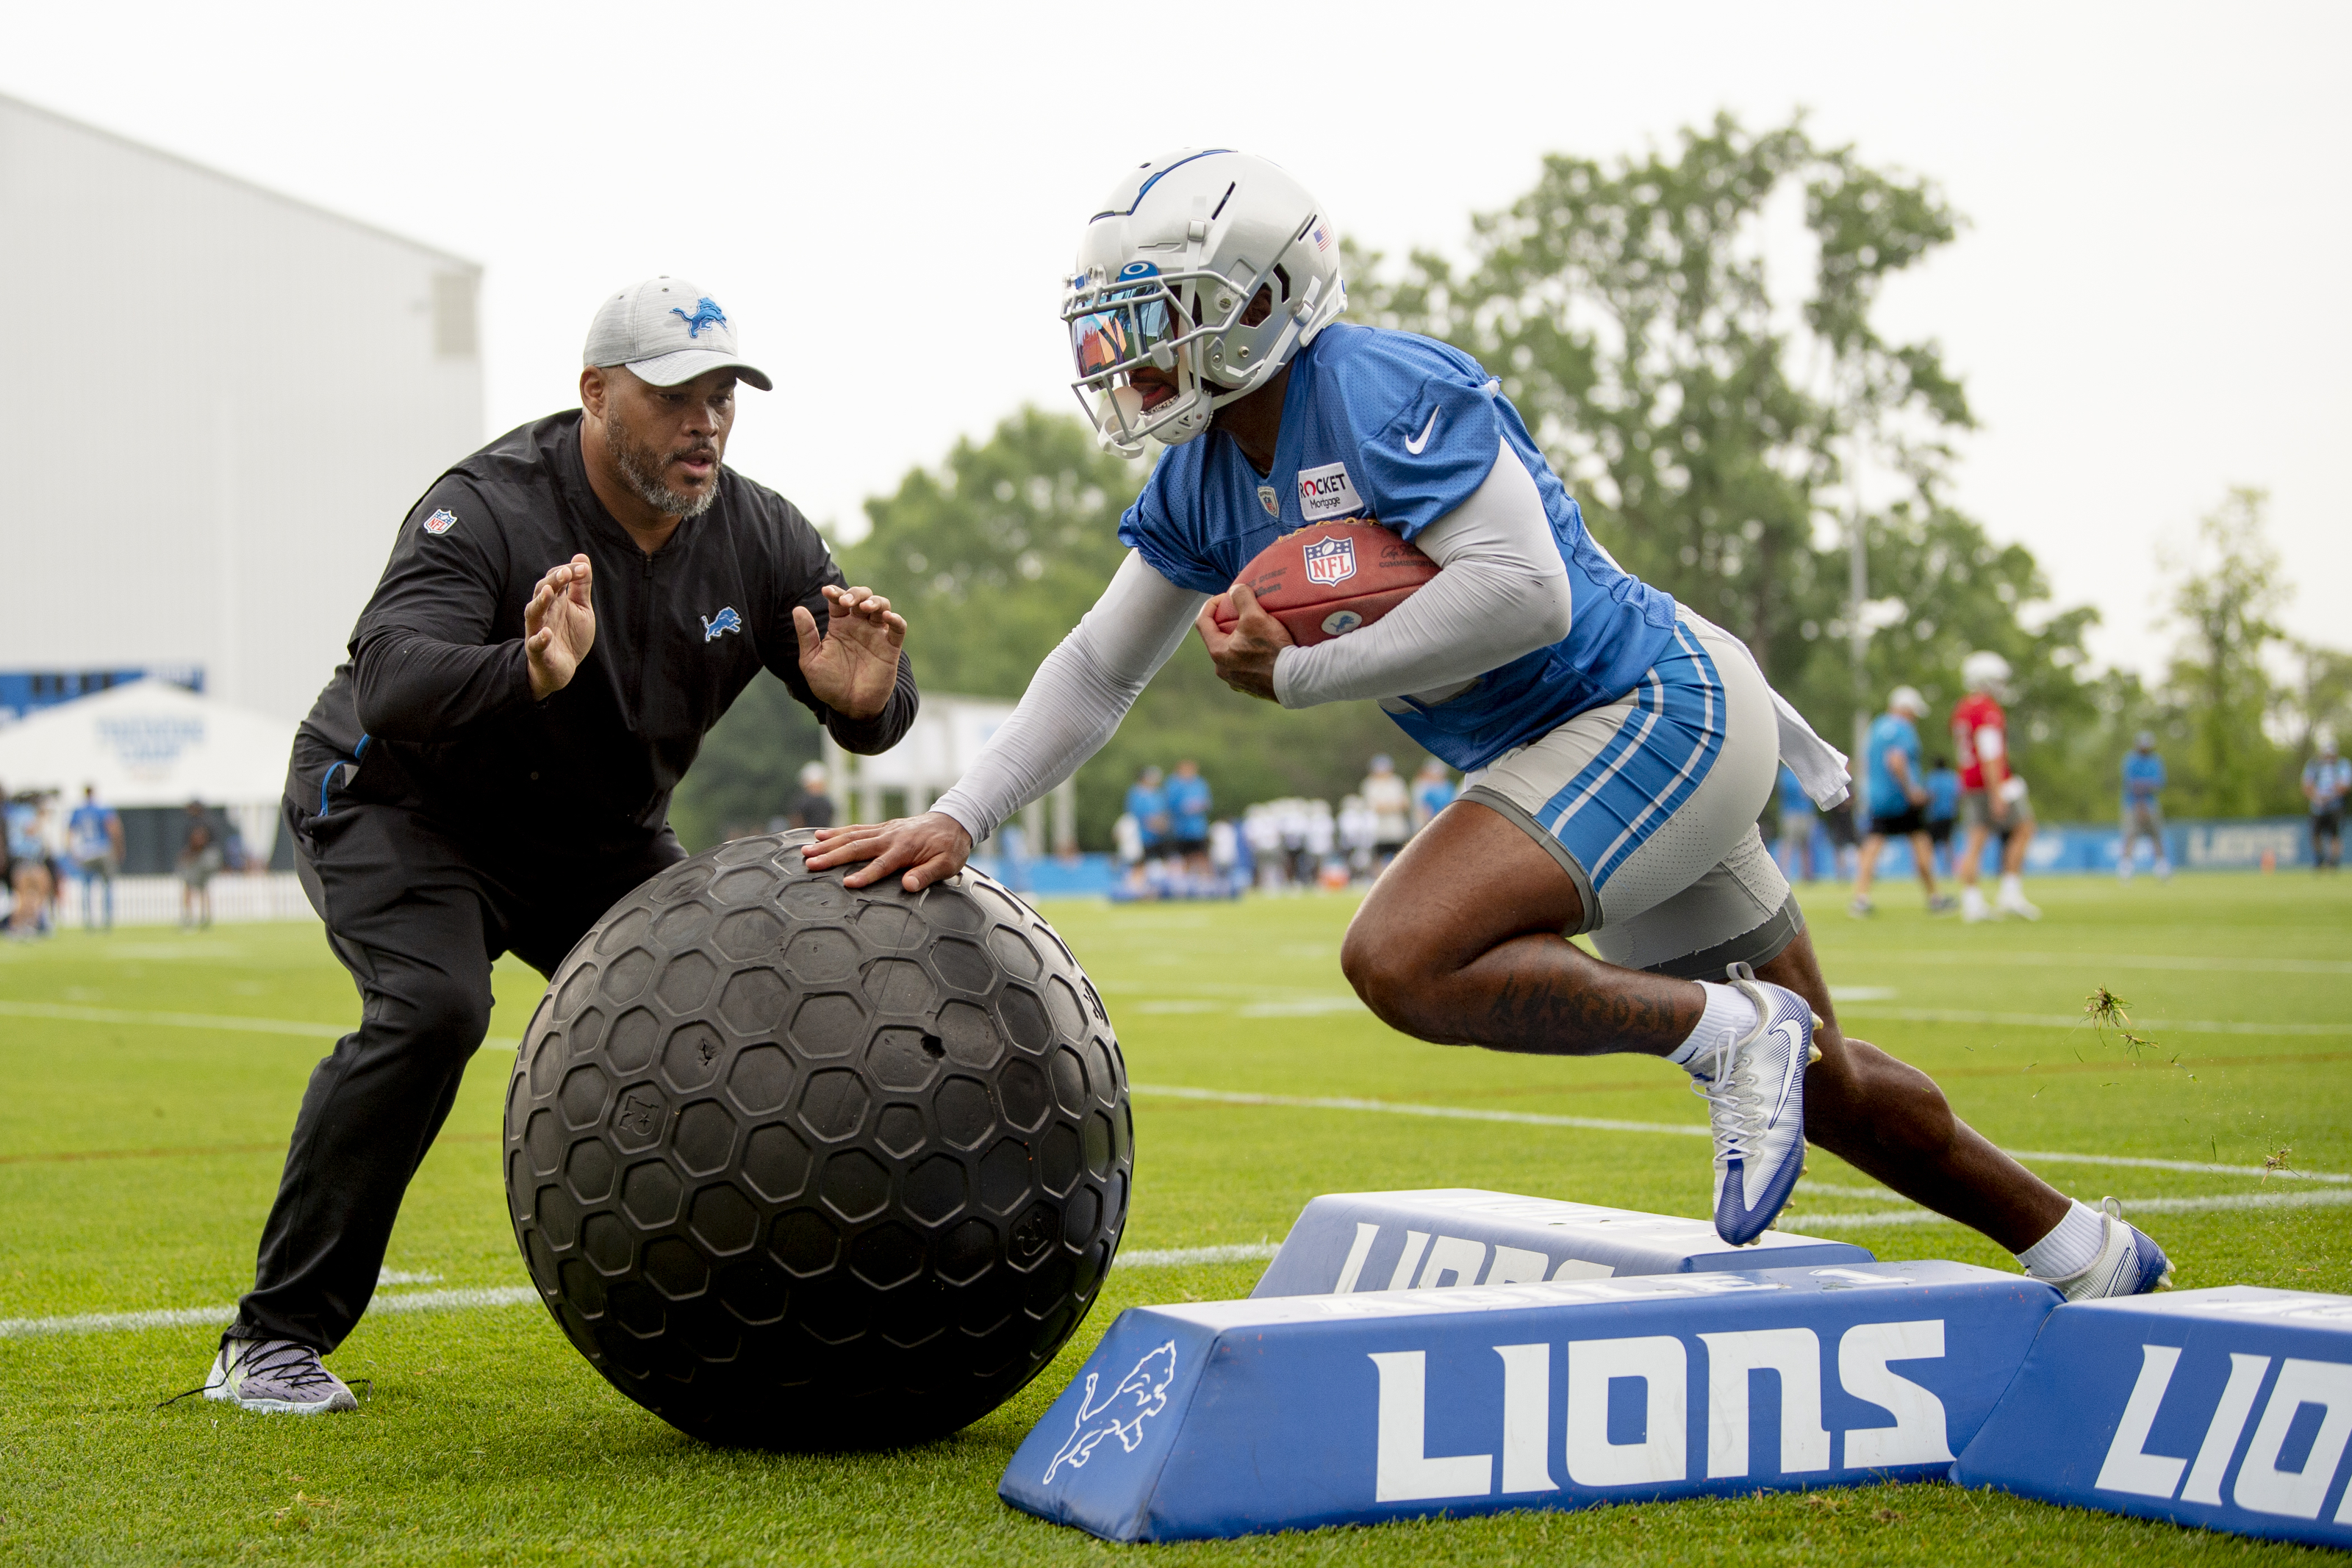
[1403,407,1439,456]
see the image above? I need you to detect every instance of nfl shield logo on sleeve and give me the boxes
[1302,535,1357,587]
[422,508,456,535]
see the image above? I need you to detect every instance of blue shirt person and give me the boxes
[1124,766,1172,857]
[1864,710,1925,825]
[1164,760,1212,848]
[2121,744,2166,806]
[2306,743,2351,872]
[65,786,123,930]
[1924,761,1960,825]
[1411,759,1456,831]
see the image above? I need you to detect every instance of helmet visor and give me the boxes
[1069,287,1180,384]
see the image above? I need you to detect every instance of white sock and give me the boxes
[1999,872,2024,900]
[1667,981,1760,1071]
[2017,1201,2107,1279]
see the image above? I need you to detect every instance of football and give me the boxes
[1209,521,1439,647]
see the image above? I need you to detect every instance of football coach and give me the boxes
[203,279,919,1413]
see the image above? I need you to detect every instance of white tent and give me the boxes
[0,679,296,860]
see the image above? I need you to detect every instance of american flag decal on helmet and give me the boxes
[1311,222,1330,253]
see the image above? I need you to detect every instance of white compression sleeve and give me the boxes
[930,553,1206,844]
[1271,441,1574,709]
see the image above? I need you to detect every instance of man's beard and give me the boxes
[609,415,720,519]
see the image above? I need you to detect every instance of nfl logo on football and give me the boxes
[1302,536,1356,586]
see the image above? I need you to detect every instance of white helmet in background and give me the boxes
[1064,149,1347,456]
[1887,685,1928,718]
[1961,651,2012,697]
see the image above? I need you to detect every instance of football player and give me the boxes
[807,151,2167,1297]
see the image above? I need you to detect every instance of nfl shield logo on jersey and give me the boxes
[422,508,456,535]
[1302,535,1357,587]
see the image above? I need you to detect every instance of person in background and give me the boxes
[1125,765,1170,867]
[177,799,224,929]
[1304,798,1339,887]
[1951,650,2037,921]
[1410,758,1455,835]
[1166,759,1213,873]
[1820,794,1860,882]
[1996,774,2038,881]
[4,785,53,940]
[1851,687,1951,917]
[2305,733,2349,873]
[1771,763,1818,882]
[1923,755,1960,878]
[1338,793,1377,881]
[2118,731,2170,882]
[68,784,123,932]
[789,761,836,831]
[1243,803,1285,891]
[1360,754,1411,872]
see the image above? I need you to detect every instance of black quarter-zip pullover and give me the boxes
[291,411,916,861]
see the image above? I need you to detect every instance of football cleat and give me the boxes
[1691,963,1823,1246]
[1848,895,1874,918]
[1997,888,2043,921]
[1961,886,1993,923]
[1926,893,1959,915]
[2045,1198,2175,1301]
[203,1334,358,1414]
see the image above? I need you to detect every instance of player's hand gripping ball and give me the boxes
[1208,522,1438,647]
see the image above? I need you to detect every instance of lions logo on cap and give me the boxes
[670,297,728,338]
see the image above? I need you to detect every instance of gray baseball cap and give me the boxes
[582,277,772,390]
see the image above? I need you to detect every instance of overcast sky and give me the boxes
[7,1,2344,678]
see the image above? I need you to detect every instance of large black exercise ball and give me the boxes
[502,830,1132,1447]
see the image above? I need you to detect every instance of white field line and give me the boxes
[1115,1242,1281,1268]
[1127,1084,2352,1184]
[1835,1004,2351,1037]
[0,1000,345,1039]
[1794,1188,2352,1231]
[0,1286,537,1341]
[1865,949,2352,977]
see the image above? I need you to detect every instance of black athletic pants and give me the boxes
[234,794,681,1349]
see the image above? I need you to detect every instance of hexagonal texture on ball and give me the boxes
[503,830,1130,1449]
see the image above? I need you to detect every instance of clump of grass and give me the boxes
[2084,986,2159,1055]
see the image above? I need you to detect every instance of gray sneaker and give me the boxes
[203,1334,358,1414]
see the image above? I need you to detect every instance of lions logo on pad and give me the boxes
[1042,1341,1177,1484]
[700,607,744,642]
[422,508,456,535]
[1302,535,1358,588]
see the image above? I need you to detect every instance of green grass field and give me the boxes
[3,871,2348,1564]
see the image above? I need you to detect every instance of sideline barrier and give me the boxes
[1250,1190,1874,1297]
[1953,1286,2352,1549]
[1002,1259,2055,1542]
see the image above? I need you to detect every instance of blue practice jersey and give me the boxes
[1865,713,1922,817]
[1125,783,1169,844]
[2121,751,2166,803]
[1776,764,1811,816]
[1926,766,1960,823]
[3,801,40,860]
[1118,324,1679,771]
[2308,757,2352,810]
[67,803,115,863]
[1414,776,1456,819]
[1165,775,1211,841]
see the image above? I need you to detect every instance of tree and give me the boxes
[2162,487,2293,816]
[1347,112,1971,688]
[1346,112,2135,816]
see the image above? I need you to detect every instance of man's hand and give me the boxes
[526,554,595,700]
[803,811,972,892]
[796,585,908,719]
[1194,583,1292,702]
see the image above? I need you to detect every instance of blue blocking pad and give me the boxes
[1953,1286,2352,1549]
[1250,1190,1875,1298]
[1003,1260,2056,1542]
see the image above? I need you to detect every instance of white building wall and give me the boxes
[0,93,484,722]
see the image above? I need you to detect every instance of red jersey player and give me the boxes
[1951,651,2040,921]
